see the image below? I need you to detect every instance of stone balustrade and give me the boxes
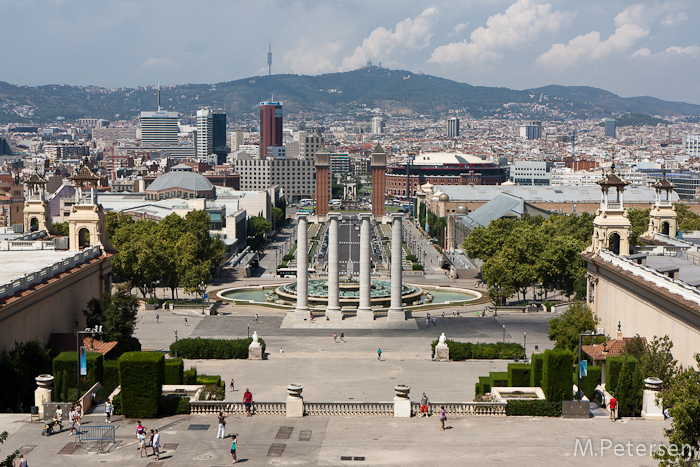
[304,402,394,416]
[0,245,102,299]
[411,402,507,417]
[190,401,285,415]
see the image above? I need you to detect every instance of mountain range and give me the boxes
[1,67,699,124]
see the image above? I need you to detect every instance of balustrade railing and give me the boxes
[189,401,285,415]
[304,402,394,416]
[410,402,507,416]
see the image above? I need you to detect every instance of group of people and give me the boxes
[213,387,252,463]
[332,332,345,342]
[135,421,161,459]
[419,393,448,430]
[65,403,81,436]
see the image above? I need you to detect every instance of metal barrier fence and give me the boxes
[76,424,116,453]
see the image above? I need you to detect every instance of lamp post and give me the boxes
[247,323,250,339]
[523,332,527,361]
[577,331,606,400]
[200,282,206,315]
[503,324,506,343]
[76,325,102,400]
[174,329,178,357]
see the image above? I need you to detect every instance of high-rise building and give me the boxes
[231,131,245,152]
[259,101,283,159]
[196,109,227,165]
[683,134,700,157]
[297,128,325,160]
[447,117,460,137]
[605,119,617,138]
[519,121,542,140]
[372,116,384,135]
[140,110,179,147]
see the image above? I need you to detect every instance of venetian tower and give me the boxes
[587,165,631,256]
[643,174,677,239]
[68,163,107,251]
[23,172,52,233]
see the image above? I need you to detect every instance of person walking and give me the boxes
[333,332,337,343]
[105,399,112,423]
[609,396,617,422]
[152,429,161,460]
[68,406,77,436]
[340,332,344,342]
[230,378,235,392]
[14,454,27,467]
[156,313,159,323]
[439,406,447,431]
[138,430,147,458]
[425,318,429,327]
[230,434,238,463]
[243,389,253,417]
[184,317,188,327]
[419,393,430,418]
[148,429,155,452]
[217,411,228,438]
[432,317,437,326]
[377,348,382,361]
[74,401,82,426]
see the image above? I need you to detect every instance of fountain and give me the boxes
[274,278,423,308]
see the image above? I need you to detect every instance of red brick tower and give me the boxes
[371,144,386,217]
[315,148,330,217]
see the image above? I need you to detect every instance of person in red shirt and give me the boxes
[243,389,253,417]
[609,397,617,421]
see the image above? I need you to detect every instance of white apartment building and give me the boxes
[233,154,315,203]
[684,134,700,157]
[297,129,325,160]
[510,160,552,186]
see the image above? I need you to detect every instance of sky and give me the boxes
[1,0,699,105]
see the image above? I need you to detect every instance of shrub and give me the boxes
[530,354,544,387]
[606,355,637,394]
[282,254,294,262]
[164,358,184,385]
[490,371,509,388]
[412,263,424,270]
[578,365,602,400]
[159,395,191,415]
[196,374,221,386]
[430,340,525,360]
[508,364,532,387]
[612,357,642,417]
[53,351,104,402]
[119,352,164,419]
[479,376,491,394]
[406,254,417,262]
[506,400,562,417]
[541,349,574,403]
[112,392,122,415]
[102,360,120,395]
[475,382,484,396]
[170,337,266,359]
[146,297,159,305]
[184,367,197,385]
[198,384,225,401]
[110,337,141,360]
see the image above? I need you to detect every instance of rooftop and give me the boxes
[0,250,79,284]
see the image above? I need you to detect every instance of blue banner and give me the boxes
[80,346,87,376]
[579,360,587,378]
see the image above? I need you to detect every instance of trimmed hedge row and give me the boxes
[506,400,562,417]
[170,337,266,359]
[606,355,637,394]
[119,352,164,419]
[53,351,103,402]
[164,358,184,385]
[184,367,197,385]
[542,349,574,403]
[102,360,120,396]
[159,395,191,415]
[530,353,544,387]
[578,365,602,400]
[431,340,525,360]
[508,364,532,387]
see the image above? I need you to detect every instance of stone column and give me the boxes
[286,384,304,418]
[326,213,342,321]
[393,385,411,418]
[357,213,374,321]
[35,374,54,419]
[642,377,664,420]
[294,213,310,320]
[388,213,406,321]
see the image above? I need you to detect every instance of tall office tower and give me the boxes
[259,101,283,159]
[140,110,179,147]
[298,128,324,160]
[447,117,460,137]
[372,116,384,135]
[231,131,245,151]
[605,119,617,138]
[197,108,227,164]
[212,110,227,165]
[684,134,700,157]
[519,121,542,140]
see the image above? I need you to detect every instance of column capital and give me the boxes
[326,212,342,221]
[357,212,373,222]
[296,212,309,221]
[390,213,404,222]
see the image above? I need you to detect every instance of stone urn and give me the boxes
[393,384,410,399]
[35,374,55,419]
[286,383,304,398]
[644,377,662,390]
[35,374,54,389]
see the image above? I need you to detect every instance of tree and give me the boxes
[655,354,700,466]
[639,335,678,391]
[52,222,69,236]
[627,208,650,246]
[613,357,643,417]
[248,216,271,251]
[674,203,700,231]
[1,430,19,467]
[272,207,284,231]
[547,302,602,353]
[102,286,140,343]
[0,340,52,413]
[82,297,103,328]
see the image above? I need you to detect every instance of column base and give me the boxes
[387,309,406,321]
[393,397,411,418]
[356,309,374,321]
[286,397,304,418]
[294,307,310,321]
[326,307,342,321]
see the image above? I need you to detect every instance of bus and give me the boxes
[300,198,314,207]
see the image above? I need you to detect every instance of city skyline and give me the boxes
[0,0,699,105]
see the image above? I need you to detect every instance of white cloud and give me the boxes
[429,0,572,64]
[448,21,469,38]
[141,58,181,70]
[661,11,687,26]
[341,7,438,70]
[536,3,652,70]
[631,47,651,57]
[283,41,344,75]
[633,45,700,59]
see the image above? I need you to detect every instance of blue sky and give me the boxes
[1,0,699,104]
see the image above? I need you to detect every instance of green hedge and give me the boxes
[489,371,508,388]
[578,365,602,400]
[170,337,266,359]
[508,364,532,387]
[406,254,417,262]
[479,376,491,394]
[52,351,104,402]
[112,392,122,415]
[164,358,184,385]
[159,395,191,415]
[102,360,120,395]
[530,354,544,387]
[475,382,484,396]
[606,355,637,394]
[119,352,164,419]
[109,337,142,360]
[197,374,222,386]
[184,367,197,385]
[430,340,525,360]
[506,400,562,417]
[542,349,574,403]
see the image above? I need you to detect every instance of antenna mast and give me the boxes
[267,37,272,76]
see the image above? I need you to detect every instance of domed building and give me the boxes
[145,164,216,201]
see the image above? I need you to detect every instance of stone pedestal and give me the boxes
[326,213,342,321]
[387,213,406,321]
[393,385,411,418]
[435,332,449,361]
[248,331,263,360]
[294,213,310,320]
[642,377,664,420]
[35,374,54,419]
[356,213,374,321]
[286,384,304,418]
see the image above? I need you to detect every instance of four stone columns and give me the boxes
[294,213,310,320]
[388,213,405,321]
[326,213,342,321]
[356,213,374,321]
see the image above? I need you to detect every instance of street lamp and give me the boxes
[174,329,178,357]
[503,324,506,343]
[76,325,102,400]
[247,323,250,339]
[523,332,527,361]
[577,331,606,400]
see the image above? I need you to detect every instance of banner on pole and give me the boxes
[579,360,587,378]
[80,346,87,376]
